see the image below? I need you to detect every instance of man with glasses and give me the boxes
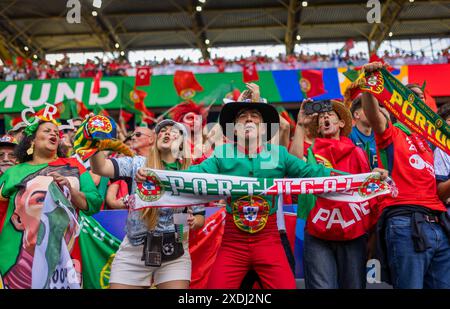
[131,126,155,156]
[0,135,17,176]
[0,134,18,231]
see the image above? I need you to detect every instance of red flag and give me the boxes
[299,70,326,98]
[92,71,102,94]
[242,62,259,83]
[135,67,152,87]
[189,209,225,289]
[369,52,396,72]
[173,70,203,100]
[424,89,438,112]
[35,103,62,120]
[131,88,155,124]
[75,100,90,118]
[344,39,355,51]
[119,109,134,123]
[214,58,226,73]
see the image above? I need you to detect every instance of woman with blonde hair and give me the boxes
[90,119,205,289]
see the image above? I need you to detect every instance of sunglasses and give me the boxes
[133,132,152,138]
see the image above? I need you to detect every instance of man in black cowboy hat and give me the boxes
[187,100,345,289]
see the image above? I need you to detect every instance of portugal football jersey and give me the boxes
[375,123,445,212]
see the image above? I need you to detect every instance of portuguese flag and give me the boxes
[298,70,326,98]
[173,70,204,100]
[78,212,120,289]
[344,68,450,155]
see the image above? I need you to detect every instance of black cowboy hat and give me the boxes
[219,101,279,140]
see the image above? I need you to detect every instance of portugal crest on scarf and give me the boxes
[358,174,390,198]
[136,171,164,202]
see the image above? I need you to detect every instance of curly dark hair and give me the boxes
[14,122,66,163]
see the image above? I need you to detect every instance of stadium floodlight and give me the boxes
[296,35,301,41]
[409,0,414,2]
[207,47,211,53]
[93,0,102,8]
[120,51,125,56]
[205,39,210,45]
[24,46,29,51]
[388,31,393,37]
[115,43,120,49]
[92,11,98,16]
[196,6,202,12]
[199,0,206,3]
[33,55,38,59]
[302,1,308,7]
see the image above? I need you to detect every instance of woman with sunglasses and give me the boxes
[89,119,205,289]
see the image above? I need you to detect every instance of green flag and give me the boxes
[78,212,121,289]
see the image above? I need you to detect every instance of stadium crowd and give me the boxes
[0,60,449,290]
[1,46,449,82]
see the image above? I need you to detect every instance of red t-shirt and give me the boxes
[375,123,445,212]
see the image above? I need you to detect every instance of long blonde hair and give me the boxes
[141,126,191,230]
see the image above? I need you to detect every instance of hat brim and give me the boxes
[0,142,17,147]
[155,119,188,138]
[219,102,280,140]
[309,100,353,138]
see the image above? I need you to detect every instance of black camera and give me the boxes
[304,100,332,115]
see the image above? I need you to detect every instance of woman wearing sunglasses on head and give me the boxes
[89,119,205,289]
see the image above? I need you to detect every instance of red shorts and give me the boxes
[207,213,296,289]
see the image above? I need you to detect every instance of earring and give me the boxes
[27,142,34,156]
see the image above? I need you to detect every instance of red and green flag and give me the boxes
[78,212,121,289]
[174,70,204,100]
[298,70,326,98]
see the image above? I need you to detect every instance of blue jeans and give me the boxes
[385,215,450,289]
[303,232,367,289]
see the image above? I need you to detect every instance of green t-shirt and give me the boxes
[0,158,102,288]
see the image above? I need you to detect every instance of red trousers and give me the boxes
[207,213,296,289]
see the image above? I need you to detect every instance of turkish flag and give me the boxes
[299,70,326,98]
[92,70,102,94]
[242,62,259,83]
[135,67,152,87]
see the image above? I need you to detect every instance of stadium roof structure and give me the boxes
[0,0,449,61]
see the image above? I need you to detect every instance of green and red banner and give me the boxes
[78,212,121,289]
[0,64,448,113]
[344,68,450,155]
